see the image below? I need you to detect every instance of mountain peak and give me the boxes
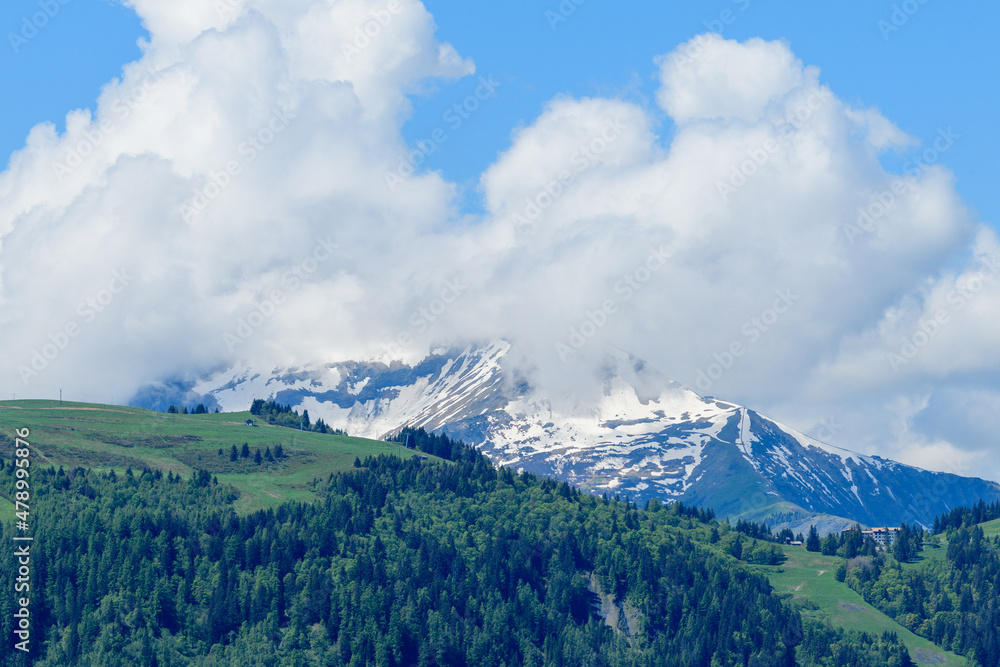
[178,341,1000,531]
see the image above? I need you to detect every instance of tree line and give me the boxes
[250,398,346,435]
[804,524,924,563]
[166,404,217,414]
[844,524,1000,666]
[933,498,1000,533]
[0,442,915,666]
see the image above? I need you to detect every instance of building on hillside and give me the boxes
[864,527,900,546]
[842,526,899,547]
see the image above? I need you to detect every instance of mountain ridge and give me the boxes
[173,341,1000,531]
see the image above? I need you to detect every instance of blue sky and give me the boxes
[411,0,999,223]
[3,0,1000,479]
[2,0,998,225]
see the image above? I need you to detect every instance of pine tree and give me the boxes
[230,445,238,462]
[241,443,250,458]
[821,532,840,556]
[254,449,262,465]
[806,525,821,552]
[893,524,912,562]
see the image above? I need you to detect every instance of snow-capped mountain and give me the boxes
[172,341,1000,531]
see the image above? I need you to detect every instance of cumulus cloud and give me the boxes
[0,0,470,401]
[2,18,999,480]
[655,34,804,124]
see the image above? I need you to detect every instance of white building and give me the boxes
[861,526,899,547]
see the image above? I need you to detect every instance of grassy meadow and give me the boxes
[0,399,437,514]
[756,546,967,667]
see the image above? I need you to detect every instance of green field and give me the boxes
[757,547,967,666]
[0,400,437,514]
[977,516,1000,539]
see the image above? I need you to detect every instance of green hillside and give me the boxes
[0,399,981,665]
[0,400,434,513]
[758,547,967,666]
[1,442,914,666]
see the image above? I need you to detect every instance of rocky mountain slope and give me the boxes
[170,341,1000,531]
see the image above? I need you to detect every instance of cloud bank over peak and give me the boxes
[2,6,998,480]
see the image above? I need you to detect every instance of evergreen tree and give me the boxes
[892,524,912,562]
[838,525,864,558]
[0,433,917,667]
[822,532,840,556]
[241,443,250,458]
[806,525,821,552]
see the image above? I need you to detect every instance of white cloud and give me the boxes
[2,10,999,481]
[655,34,804,124]
[0,0,468,401]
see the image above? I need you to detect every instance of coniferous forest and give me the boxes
[248,399,345,435]
[0,444,917,666]
[840,505,1000,666]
